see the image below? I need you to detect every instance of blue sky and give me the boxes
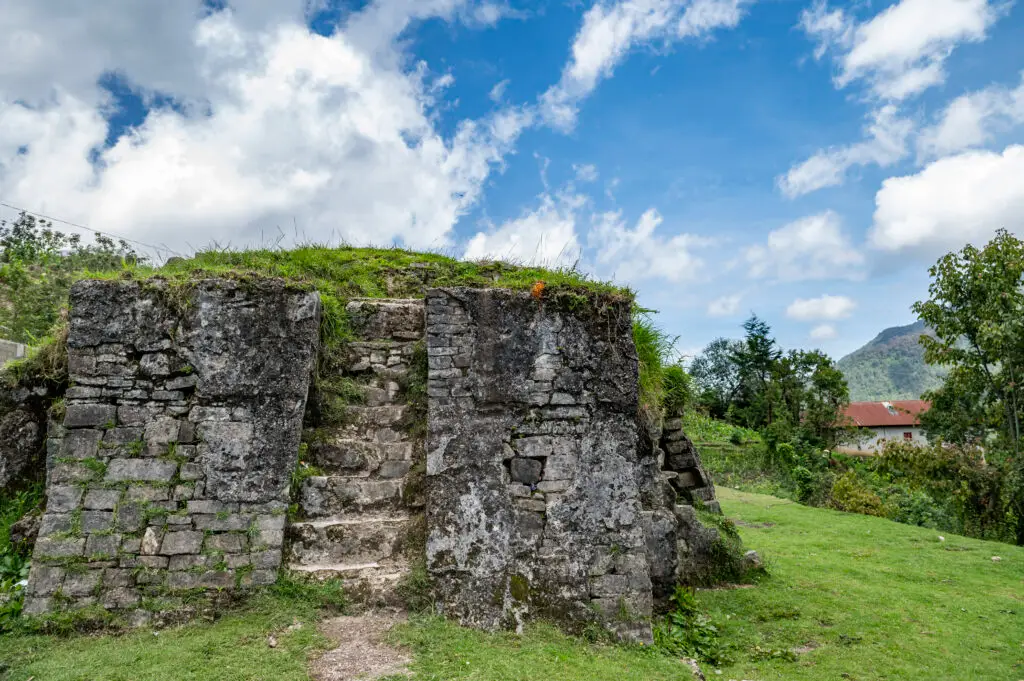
[2,0,1024,361]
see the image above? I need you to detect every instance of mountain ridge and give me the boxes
[838,320,947,402]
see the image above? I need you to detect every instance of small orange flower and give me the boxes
[531,281,546,299]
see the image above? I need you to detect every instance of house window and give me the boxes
[903,432,913,440]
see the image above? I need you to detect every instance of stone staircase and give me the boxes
[287,299,424,600]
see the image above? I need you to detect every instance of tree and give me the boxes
[913,229,1024,544]
[0,212,143,344]
[689,338,743,418]
[913,229,1024,457]
[730,315,783,428]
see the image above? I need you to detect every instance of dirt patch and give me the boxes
[311,611,411,681]
[733,520,775,529]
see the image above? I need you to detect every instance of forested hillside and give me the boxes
[838,321,947,401]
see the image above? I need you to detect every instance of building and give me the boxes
[0,338,27,366]
[837,400,931,454]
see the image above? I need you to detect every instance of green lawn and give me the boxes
[2,489,1021,680]
[702,487,1024,680]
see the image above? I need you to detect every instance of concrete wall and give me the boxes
[24,279,319,617]
[839,426,926,454]
[0,338,26,366]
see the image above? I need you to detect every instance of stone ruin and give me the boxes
[10,277,734,641]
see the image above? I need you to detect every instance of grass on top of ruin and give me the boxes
[3,487,1022,680]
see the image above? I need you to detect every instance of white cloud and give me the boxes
[0,2,531,254]
[918,71,1024,159]
[589,208,710,283]
[573,163,599,183]
[810,324,838,341]
[707,294,741,317]
[869,144,1024,255]
[801,0,1004,101]
[489,78,509,102]
[786,295,857,321]
[779,104,913,198]
[744,211,865,281]
[540,0,750,130]
[464,192,582,266]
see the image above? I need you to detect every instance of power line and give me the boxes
[0,200,185,258]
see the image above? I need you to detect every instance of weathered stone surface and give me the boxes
[425,288,653,642]
[0,383,52,491]
[105,459,178,483]
[160,531,204,555]
[27,278,319,614]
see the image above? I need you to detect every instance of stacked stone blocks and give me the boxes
[425,288,655,642]
[288,299,426,597]
[24,279,319,615]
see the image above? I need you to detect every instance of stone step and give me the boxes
[287,515,413,566]
[335,406,412,443]
[307,439,414,477]
[347,341,420,380]
[288,560,410,606]
[298,476,406,517]
[346,299,424,341]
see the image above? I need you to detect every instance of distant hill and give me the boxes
[838,321,948,402]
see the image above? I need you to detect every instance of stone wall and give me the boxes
[24,279,319,616]
[424,288,655,641]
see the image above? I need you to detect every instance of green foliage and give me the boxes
[682,411,760,446]
[653,585,728,665]
[632,310,677,424]
[912,229,1024,543]
[836,321,947,402]
[0,212,143,345]
[828,471,887,517]
[396,560,434,614]
[690,316,849,450]
[0,482,44,632]
[661,364,692,417]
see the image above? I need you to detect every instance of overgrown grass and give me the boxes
[387,616,692,681]
[699,487,1024,680]
[683,411,761,445]
[0,575,345,680]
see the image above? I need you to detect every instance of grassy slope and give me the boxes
[2,489,1021,680]
[703,488,1024,680]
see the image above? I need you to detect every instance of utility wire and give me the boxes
[0,200,185,258]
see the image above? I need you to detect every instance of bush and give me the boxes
[791,466,815,504]
[729,429,744,446]
[829,471,887,517]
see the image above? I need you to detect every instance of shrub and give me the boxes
[791,466,815,504]
[829,471,887,517]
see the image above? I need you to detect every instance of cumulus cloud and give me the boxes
[540,0,750,130]
[787,0,1007,198]
[744,211,865,281]
[589,208,710,283]
[917,71,1024,159]
[778,105,912,197]
[707,294,741,317]
[786,295,857,321]
[801,0,1004,101]
[464,192,582,266]
[810,324,838,341]
[869,144,1024,255]
[0,1,532,254]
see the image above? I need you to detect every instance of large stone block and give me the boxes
[27,278,319,614]
[425,288,652,642]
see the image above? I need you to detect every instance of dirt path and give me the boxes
[310,611,411,681]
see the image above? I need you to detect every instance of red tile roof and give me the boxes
[841,400,930,428]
